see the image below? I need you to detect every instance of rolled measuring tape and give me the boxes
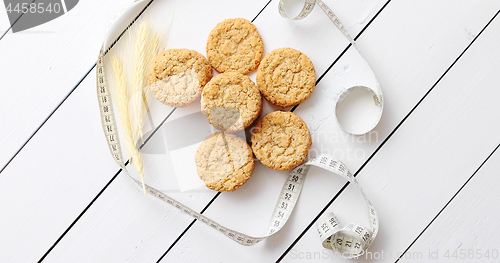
[96,0,379,259]
[279,0,384,135]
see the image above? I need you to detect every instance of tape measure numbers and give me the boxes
[97,51,125,167]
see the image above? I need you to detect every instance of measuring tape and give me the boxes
[96,0,379,258]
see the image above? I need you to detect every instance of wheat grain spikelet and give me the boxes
[108,53,147,194]
[143,33,160,108]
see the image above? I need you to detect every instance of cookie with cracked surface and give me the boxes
[201,71,262,131]
[195,132,255,192]
[257,47,316,107]
[148,49,212,107]
[251,111,311,171]
[207,18,264,74]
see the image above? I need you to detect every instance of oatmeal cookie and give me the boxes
[207,18,264,74]
[148,49,212,107]
[201,71,262,131]
[195,132,254,192]
[256,47,315,107]
[251,111,311,171]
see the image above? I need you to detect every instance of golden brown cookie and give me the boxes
[207,18,264,74]
[256,47,316,107]
[148,49,212,107]
[251,111,311,171]
[195,132,255,192]
[201,71,262,131]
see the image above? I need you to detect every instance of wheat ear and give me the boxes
[110,54,147,194]
[130,21,160,193]
[132,22,153,142]
[143,33,160,108]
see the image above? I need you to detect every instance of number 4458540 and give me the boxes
[6,3,62,14]
[444,249,498,260]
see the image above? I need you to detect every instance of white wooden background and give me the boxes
[1,0,500,262]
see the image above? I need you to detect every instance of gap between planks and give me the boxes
[0,0,36,41]
[394,143,500,263]
[276,8,500,262]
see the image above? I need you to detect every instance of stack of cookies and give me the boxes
[148,18,316,192]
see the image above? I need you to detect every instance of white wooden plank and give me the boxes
[0,0,136,170]
[37,0,390,261]
[401,147,500,263]
[282,10,500,262]
[0,0,274,262]
[160,0,500,262]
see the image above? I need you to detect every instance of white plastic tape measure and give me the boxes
[96,0,379,258]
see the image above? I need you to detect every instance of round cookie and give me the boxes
[201,71,262,131]
[207,18,264,74]
[251,111,312,171]
[257,47,316,107]
[195,132,255,192]
[148,49,212,107]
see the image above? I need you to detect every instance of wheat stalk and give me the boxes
[131,22,158,142]
[106,20,165,194]
[108,54,147,193]
[128,21,160,193]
